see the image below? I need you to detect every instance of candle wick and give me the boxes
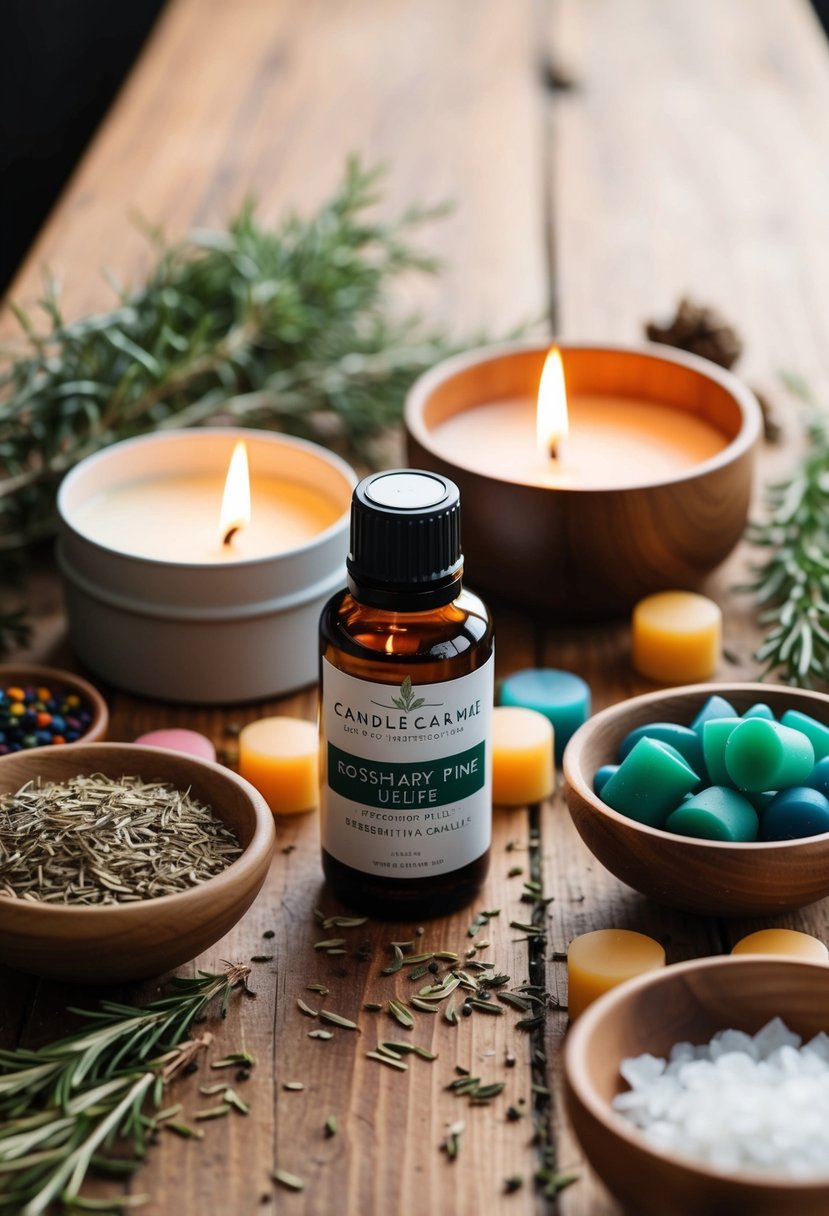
[223,524,241,547]
[548,437,560,462]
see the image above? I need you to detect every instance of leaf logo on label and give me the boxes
[391,676,425,711]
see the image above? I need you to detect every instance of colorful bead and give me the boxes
[0,680,96,750]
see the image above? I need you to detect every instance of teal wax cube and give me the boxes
[701,717,743,786]
[780,709,829,762]
[619,721,705,782]
[743,702,775,721]
[744,788,776,813]
[806,756,829,799]
[600,737,699,828]
[761,787,829,841]
[593,764,619,796]
[500,668,590,763]
[690,694,738,734]
[725,719,815,792]
[665,786,759,842]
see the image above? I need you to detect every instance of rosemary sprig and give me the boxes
[743,381,829,687]
[0,962,252,1215]
[0,158,491,655]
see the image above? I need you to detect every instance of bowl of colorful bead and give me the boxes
[0,663,109,753]
[562,683,829,915]
[564,955,829,1216]
[0,742,275,982]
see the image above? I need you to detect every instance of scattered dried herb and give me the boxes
[211,1051,256,1070]
[0,774,241,904]
[441,1120,465,1161]
[387,1000,415,1029]
[319,1010,360,1032]
[324,1115,338,1138]
[273,1169,306,1192]
[366,1051,408,1071]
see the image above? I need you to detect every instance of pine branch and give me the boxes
[742,379,829,687]
[0,963,253,1214]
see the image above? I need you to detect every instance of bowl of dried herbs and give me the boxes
[0,742,275,981]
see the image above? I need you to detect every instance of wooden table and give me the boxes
[4,1,829,1212]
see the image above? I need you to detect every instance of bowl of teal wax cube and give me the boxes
[562,683,829,916]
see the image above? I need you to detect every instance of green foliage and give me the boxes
[0,160,476,655]
[744,376,829,687]
[0,965,252,1214]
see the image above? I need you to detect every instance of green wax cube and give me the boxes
[780,710,829,762]
[701,718,743,786]
[619,722,705,781]
[690,695,738,734]
[600,737,699,828]
[743,703,775,721]
[665,786,759,842]
[725,718,815,792]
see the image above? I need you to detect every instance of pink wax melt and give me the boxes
[133,728,216,762]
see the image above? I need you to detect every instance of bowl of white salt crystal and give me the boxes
[564,955,829,1216]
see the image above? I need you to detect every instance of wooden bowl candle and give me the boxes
[404,343,761,617]
[563,683,829,916]
[0,742,275,982]
[565,956,829,1216]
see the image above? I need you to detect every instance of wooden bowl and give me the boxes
[405,342,761,617]
[0,743,275,982]
[0,662,109,746]
[565,956,829,1216]
[562,683,829,916]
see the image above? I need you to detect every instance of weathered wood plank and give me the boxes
[545,1,829,1210]
[2,0,547,338]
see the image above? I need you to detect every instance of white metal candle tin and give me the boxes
[57,429,356,703]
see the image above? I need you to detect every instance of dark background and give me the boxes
[1,1,828,298]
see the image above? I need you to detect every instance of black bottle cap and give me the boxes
[347,469,463,605]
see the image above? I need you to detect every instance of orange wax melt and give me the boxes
[567,929,666,1020]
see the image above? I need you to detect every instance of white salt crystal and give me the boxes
[805,1031,829,1063]
[620,1052,665,1088]
[709,1028,757,1060]
[611,1017,829,1179]
[752,1016,802,1056]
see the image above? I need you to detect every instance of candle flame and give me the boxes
[536,347,569,461]
[219,440,251,546]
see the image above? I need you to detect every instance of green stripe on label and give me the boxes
[328,741,486,810]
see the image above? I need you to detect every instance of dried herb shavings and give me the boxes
[0,774,241,904]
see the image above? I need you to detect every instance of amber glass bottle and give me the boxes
[319,469,494,920]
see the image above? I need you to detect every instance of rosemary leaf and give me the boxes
[742,397,829,687]
[0,964,252,1213]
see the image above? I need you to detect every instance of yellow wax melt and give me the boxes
[239,716,319,815]
[567,928,666,1021]
[631,590,722,683]
[491,706,554,806]
[731,928,829,962]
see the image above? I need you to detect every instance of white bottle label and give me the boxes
[321,654,494,878]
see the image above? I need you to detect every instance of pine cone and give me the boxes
[645,297,743,369]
